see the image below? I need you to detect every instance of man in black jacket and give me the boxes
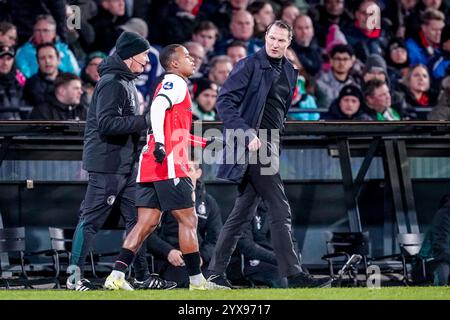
[29,72,85,120]
[67,31,173,291]
[146,161,223,288]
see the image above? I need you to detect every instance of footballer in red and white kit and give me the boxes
[137,73,206,183]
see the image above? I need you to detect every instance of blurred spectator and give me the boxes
[201,0,251,36]
[226,40,248,66]
[316,44,358,109]
[80,51,107,105]
[386,38,410,90]
[158,0,207,46]
[278,2,300,27]
[15,14,80,78]
[322,84,372,120]
[146,161,223,288]
[400,64,438,116]
[418,194,450,286]
[0,22,17,48]
[66,0,97,55]
[285,47,319,120]
[428,75,450,120]
[89,0,129,53]
[192,78,219,121]
[23,43,61,108]
[363,79,413,120]
[215,10,264,55]
[0,44,25,120]
[309,0,353,48]
[383,0,418,39]
[192,21,220,61]
[429,25,450,82]
[343,0,389,63]
[4,0,67,46]
[208,55,233,87]
[362,53,389,83]
[291,14,322,76]
[184,41,206,80]
[248,1,275,40]
[30,72,85,120]
[405,8,445,65]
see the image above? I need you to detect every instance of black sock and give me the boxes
[113,248,135,273]
[183,252,202,276]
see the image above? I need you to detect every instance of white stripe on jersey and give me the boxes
[167,151,175,179]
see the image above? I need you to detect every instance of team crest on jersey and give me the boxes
[142,145,149,153]
[163,82,173,90]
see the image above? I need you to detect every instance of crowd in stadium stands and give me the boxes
[1,0,450,121]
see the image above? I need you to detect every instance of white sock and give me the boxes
[111,270,125,279]
[189,273,205,286]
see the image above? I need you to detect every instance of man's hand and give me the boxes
[153,142,166,163]
[248,136,261,152]
[167,249,185,267]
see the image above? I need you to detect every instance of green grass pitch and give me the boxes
[0,287,449,300]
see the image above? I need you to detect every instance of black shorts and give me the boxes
[136,177,194,211]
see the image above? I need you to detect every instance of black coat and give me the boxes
[290,40,323,77]
[146,183,223,264]
[23,71,56,107]
[322,99,372,121]
[29,94,86,120]
[82,53,148,174]
[0,68,25,120]
[216,48,297,182]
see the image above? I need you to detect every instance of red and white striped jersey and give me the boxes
[137,73,205,183]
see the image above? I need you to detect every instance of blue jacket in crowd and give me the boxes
[16,40,80,78]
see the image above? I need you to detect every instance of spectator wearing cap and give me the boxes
[0,44,26,119]
[81,51,107,104]
[89,0,129,53]
[29,72,85,120]
[316,44,358,109]
[386,38,411,90]
[323,84,372,120]
[15,14,80,78]
[23,43,61,108]
[364,79,415,120]
[343,0,389,63]
[308,0,353,48]
[192,78,219,121]
[215,10,264,56]
[405,8,445,66]
[110,18,163,103]
[0,22,17,48]
[429,25,450,82]
[399,64,438,114]
[290,14,323,77]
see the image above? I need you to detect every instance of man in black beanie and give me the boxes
[67,31,176,291]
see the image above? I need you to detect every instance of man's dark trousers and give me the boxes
[71,169,149,280]
[209,159,303,278]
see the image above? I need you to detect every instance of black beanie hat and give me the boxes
[338,84,363,103]
[116,31,150,60]
[193,78,218,99]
